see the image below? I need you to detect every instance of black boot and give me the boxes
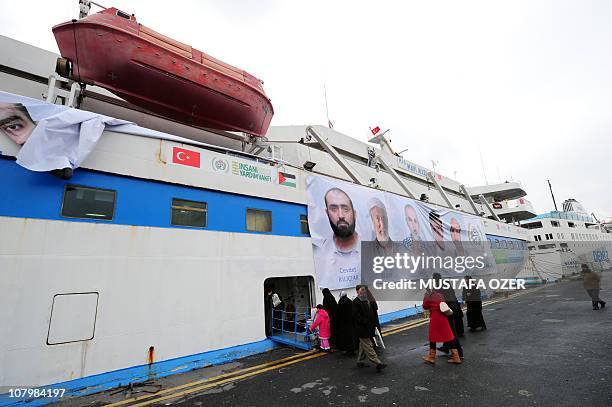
[376,363,387,372]
[599,301,606,309]
[593,301,600,310]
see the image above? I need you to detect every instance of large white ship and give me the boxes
[518,199,612,282]
[0,17,534,402]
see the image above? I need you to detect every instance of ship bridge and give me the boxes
[468,181,527,201]
[467,181,537,223]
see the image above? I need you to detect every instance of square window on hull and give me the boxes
[300,214,310,235]
[247,209,272,232]
[171,198,207,228]
[61,185,116,220]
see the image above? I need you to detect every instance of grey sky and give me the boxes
[1,0,610,218]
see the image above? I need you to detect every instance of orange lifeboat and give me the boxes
[52,7,274,136]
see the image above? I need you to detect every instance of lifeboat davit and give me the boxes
[52,7,274,137]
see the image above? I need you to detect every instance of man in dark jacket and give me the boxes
[352,285,387,372]
[582,263,606,310]
[434,274,464,358]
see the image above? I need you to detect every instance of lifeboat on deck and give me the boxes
[52,7,274,137]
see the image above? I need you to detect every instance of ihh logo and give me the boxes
[212,157,229,173]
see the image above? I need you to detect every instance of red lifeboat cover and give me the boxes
[52,8,274,137]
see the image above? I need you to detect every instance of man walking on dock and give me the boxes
[582,264,606,310]
[352,285,387,372]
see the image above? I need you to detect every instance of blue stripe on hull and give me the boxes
[0,159,308,237]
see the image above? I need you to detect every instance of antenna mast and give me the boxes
[323,83,332,128]
[547,179,558,211]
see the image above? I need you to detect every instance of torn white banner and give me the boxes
[0,91,131,171]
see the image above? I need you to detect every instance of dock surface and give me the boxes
[63,273,612,407]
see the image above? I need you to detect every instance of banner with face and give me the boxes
[0,91,130,172]
[307,175,490,290]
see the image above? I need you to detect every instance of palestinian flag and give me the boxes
[278,171,296,187]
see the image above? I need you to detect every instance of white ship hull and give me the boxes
[0,34,531,398]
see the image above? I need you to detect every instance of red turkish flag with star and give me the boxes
[172,147,201,168]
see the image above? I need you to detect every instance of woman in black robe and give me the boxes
[322,288,338,346]
[336,291,357,354]
[462,275,487,331]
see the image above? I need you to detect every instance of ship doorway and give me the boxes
[264,276,315,350]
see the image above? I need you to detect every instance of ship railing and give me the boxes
[270,308,315,349]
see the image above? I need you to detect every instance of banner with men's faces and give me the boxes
[307,175,494,290]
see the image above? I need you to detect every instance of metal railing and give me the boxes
[270,308,315,349]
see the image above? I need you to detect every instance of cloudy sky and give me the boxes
[1,0,611,218]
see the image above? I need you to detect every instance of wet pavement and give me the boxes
[66,273,612,407]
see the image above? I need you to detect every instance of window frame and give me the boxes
[300,214,310,235]
[60,184,117,221]
[246,208,272,233]
[170,198,208,229]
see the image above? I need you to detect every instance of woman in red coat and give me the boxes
[422,288,462,364]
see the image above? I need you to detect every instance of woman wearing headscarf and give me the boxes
[435,275,464,358]
[462,275,487,331]
[336,291,357,354]
[422,285,462,364]
[271,292,285,332]
[322,288,339,345]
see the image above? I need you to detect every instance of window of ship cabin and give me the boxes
[568,222,575,227]
[528,245,536,251]
[61,185,116,220]
[524,222,543,229]
[560,243,568,248]
[171,198,207,228]
[538,243,556,250]
[246,209,272,232]
[300,214,310,235]
[551,221,560,227]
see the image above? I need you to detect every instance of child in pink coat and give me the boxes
[310,304,331,351]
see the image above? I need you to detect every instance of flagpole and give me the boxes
[324,83,332,128]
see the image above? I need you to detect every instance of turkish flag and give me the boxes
[172,147,201,168]
[371,126,380,135]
